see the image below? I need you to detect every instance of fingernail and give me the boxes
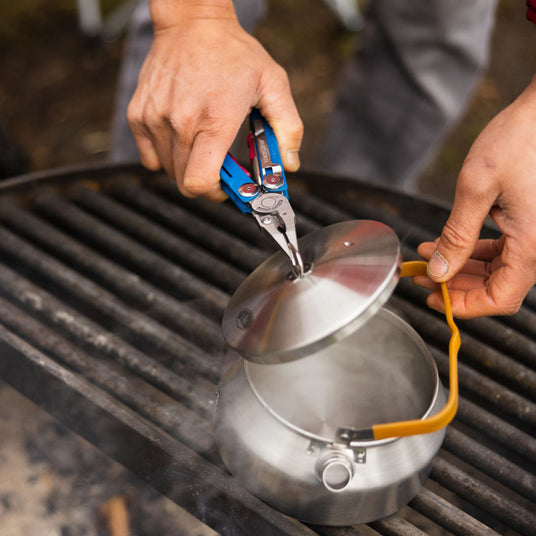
[428,250,449,279]
[286,149,300,170]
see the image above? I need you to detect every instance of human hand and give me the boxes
[414,76,536,318]
[127,0,303,201]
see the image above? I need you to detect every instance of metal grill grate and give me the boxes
[0,164,535,536]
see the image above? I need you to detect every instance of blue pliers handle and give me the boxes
[219,108,288,213]
[219,109,304,276]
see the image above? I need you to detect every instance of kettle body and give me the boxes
[215,307,446,526]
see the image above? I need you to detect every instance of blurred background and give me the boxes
[1,0,535,201]
[0,1,535,535]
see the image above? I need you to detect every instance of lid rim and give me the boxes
[233,268,400,364]
[222,220,402,364]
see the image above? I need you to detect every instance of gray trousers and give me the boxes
[110,0,497,192]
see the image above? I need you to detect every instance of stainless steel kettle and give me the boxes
[215,221,459,526]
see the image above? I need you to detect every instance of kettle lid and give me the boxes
[221,220,401,364]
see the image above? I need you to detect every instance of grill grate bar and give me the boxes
[107,178,268,271]
[398,279,536,370]
[501,306,536,341]
[522,288,536,311]
[410,487,501,536]
[0,224,220,381]
[312,526,371,536]
[291,190,437,251]
[431,457,536,536]
[389,295,536,427]
[0,203,225,354]
[0,296,217,455]
[431,344,536,428]
[0,261,215,417]
[32,192,229,318]
[152,182,325,262]
[71,185,246,293]
[290,189,359,223]
[140,179,277,254]
[369,515,428,536]
[455,397,536,461]
[392,285,536,399]
[456,315,536,370]
[443,427,536,502]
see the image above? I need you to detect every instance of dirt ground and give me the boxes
[0,1,535,535]
[0,381,218,536]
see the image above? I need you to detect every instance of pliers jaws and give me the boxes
[219,109,304,276]
[250,193,304,276]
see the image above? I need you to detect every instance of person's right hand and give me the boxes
[127,0,303,201]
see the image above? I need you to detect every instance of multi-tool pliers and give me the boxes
[219,108,304,276]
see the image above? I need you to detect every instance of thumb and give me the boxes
[428,188,491,282]
[257,67,304,172]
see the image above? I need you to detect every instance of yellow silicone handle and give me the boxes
[371,260,460,440]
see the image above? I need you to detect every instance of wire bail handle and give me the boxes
[369,260,460,440]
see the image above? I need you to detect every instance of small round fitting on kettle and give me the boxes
[315,451,355,493]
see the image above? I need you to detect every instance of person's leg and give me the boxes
[317,0,497,192]
[109,1,152,163]
[109,0,267,163]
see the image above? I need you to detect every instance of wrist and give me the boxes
[149,0,237,29]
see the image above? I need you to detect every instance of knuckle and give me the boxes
[440,218,474,250]
[128,98,166,135]
[488,280,525,316]
[193,111,233,147]
[182,174,217,197]
[140,110,161,133]
[168,106,193,131]
[288,115,304,141]
[170,106,217,146]
[126,98,143,126]
[496,296,522,316]
[294,118,304,140]
[197,108,223,136]
[506,302,522,315]
[273,63,290,85]
[263,63,291,94]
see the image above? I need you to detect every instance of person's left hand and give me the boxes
[414,75,536,318]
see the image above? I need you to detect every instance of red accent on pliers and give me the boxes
[227,153,250,177]
[247,133,256,165]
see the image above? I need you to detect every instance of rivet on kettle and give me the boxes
[354,448,367,464]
